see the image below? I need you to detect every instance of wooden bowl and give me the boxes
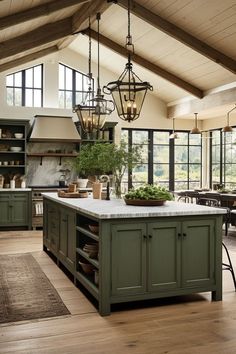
[124,198,166,206]
[79,261,95,274]
[88,224,99,234]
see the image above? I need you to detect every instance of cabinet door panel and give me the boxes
[48,202,59,253]
[148,222,181,292]
[111,223,146,296]
[182,220,215,287]
[59,210,68,261]
[66,210,76,270]
[0,195,11,225]
[11,194,28,224]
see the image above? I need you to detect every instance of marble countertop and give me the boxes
[0,188,31,191]
[42,193,227,219]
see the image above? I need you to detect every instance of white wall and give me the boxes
[0,47,210,188]
[0,47,197,135]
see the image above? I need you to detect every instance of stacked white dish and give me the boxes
[10,147,22,152]
[14,133,23,139]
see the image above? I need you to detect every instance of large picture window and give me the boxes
[59,63,93,109]
[6,64,43,107]
[174,132,202,190]
[211,129,236,189]
[121,128,202,191]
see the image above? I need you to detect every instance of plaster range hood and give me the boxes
[29,115,81,142]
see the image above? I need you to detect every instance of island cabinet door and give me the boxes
[47,202,59,255]
[111,223,147,297]
[147,222,181,292]
[59,206,75,272]
[43,199,49,246]
[181,219,215,288]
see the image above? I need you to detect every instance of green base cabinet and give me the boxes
[0,192,31,229]
[111,219,216,298]
[58,206,76,273]
[43,199,76,274]
[43,199,60,256]
[43,198,223,316]
[111,223,147,296]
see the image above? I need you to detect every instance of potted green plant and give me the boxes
[95,140,143,198]
[74,143,112,179]
[74,141,142,198]
[124,184,173,205]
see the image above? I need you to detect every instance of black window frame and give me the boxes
[210,127,236,189]
[6,64,43,107]
[59,63,94,109]
[121,128,202,191]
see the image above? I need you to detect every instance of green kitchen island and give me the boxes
[43,193,226,316]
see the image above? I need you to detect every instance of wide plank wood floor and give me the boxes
[0,229,236,353]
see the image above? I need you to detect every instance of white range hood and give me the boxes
[29,115,81,142]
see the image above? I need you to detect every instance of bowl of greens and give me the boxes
[124,184,173,206]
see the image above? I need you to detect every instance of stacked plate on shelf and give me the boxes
[83,243,98,259]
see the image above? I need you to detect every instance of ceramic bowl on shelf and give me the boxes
[88,224,99,234]
[10,147,22,152]
[14,133,23,139]
[79,261,95,274]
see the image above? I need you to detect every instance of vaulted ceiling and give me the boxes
[0,0,235,120]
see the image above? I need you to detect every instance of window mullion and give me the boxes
[22,70,25,106]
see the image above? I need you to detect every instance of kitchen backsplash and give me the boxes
[26,143,77,186]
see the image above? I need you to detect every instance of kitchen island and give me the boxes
[43,193,226,316]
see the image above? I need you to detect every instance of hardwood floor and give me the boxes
[0,230,236,354]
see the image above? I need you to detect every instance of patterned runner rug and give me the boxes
[0,253,70,324]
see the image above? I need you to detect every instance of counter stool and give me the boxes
[197,198,236,291]
[230,210,236,226]
[222,242,236,291]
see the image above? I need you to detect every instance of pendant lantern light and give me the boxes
[73,17,96,134]
[222,104,236,133]
[73,14,114,137]
[169,118,178,139]
[190,113,201,134]
[104,0,153,122]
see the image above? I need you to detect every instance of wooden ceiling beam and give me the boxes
[118,0,236,74]
[0,0,90,30]
[73,0,110,32]
[83,29,203,99]
[0,18,72,60]
[0,46,58,73]
[167,87,236,118]
[58,0,111,49]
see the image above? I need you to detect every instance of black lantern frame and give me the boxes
[73,14,114,137]
[104,0,153,122]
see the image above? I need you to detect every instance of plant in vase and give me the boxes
[74,143,113,197]
[96,140,143,199]
[74,141,142,198]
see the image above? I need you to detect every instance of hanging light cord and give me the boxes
[96,12,101,91]
[125,0,134,57]
[88,17,91,77]
[194,112,198,127]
